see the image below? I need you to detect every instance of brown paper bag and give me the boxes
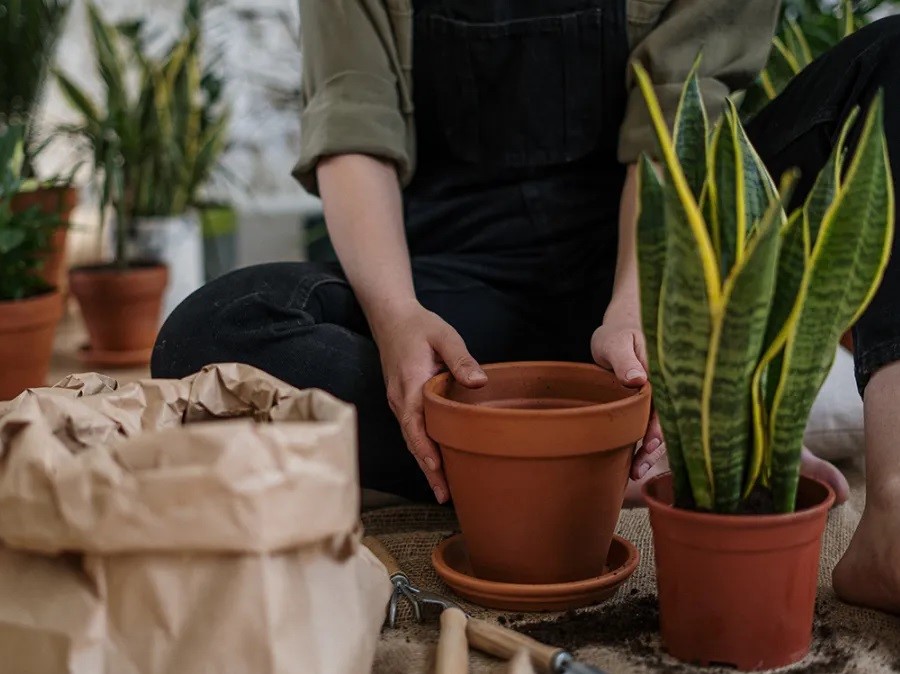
[0,364,392,674]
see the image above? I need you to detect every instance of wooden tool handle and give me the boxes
[466,618,559,674]
[362,536,404,578]
[435,608,469,674]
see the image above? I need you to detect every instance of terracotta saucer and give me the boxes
[78,344,153,369]
[432,533,639,612]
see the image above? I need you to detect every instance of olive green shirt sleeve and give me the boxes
[618,0,781,164]
[292,0,412,195]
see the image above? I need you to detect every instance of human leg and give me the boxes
[152,261,431,501]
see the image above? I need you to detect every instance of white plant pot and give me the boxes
[126,212,204,321]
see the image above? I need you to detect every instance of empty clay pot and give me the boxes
[12,186,78,290]
[423,361,651,585]
[643,473,835,670]
[69,264,168,365]
[0,291,63,400]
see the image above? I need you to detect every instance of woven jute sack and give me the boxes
[0,364,391,674]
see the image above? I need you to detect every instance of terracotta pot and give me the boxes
[423,361,651,585]
[11,186,79,289]
[68,264,168,364]
[0,291,64,401]
[643,473,835,670]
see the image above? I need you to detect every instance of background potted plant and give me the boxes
[55,0,229,366]
[0,125,64,400]
[0,0,78,291]
[742,0,900,120]
[634,61,893,670]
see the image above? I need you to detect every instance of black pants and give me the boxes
[153,17,900,502]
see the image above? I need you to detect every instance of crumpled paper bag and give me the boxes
[0,364,392,674]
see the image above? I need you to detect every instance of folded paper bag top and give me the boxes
[0,363,360,555]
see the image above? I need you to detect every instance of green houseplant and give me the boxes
[0,125,64,400]
[742,0,900,119]
[0,0,79,290]
[56,1,228,365]
[635,60,893,669]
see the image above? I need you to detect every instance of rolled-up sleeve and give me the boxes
[618,0,780,164]
[292,0,410,195]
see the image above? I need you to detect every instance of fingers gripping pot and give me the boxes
[0,364,392,674]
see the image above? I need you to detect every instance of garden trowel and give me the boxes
[362,536,609,674]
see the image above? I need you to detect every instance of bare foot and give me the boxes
[623,447,849,508]
[800,446,850,505]
[833,495,900,614]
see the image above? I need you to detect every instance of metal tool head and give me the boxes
[384,574,464,628]
[554,652,609,674]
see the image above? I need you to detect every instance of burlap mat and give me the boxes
[365,463,900,673]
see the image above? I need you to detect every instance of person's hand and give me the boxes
[373,301,487,504]
[590,299,666,480]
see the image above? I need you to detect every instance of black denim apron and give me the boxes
[405,0,630,305]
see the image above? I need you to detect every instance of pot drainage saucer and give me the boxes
[78,344,154,368]
[431,533,639,612]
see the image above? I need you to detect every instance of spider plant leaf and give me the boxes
[769,95,894,511]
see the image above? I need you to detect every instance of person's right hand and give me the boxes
[373,301,487,504]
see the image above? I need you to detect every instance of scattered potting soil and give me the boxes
[515,595,659,654]
[514,597,859,673]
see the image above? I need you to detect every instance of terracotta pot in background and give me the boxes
[0,291,64,401]
[423,362,651,585]
[11,186,79,290]
[643,473,835,670]
[68,264,168,367]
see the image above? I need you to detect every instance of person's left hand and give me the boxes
[591,300,666,480]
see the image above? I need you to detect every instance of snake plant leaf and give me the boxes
[659,187,716,510]
[673,58,708,201]
[733,100,781,240]
[745,196,803,493]
[636,155,691,503]
[704,198,783,511]
[769,95,894,511]
[806,107,860,248]
[634,62,720,509]
[708,106,748,278]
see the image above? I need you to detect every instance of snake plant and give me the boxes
[635,61,894,513]
[54,1,228,268]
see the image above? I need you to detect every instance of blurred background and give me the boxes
[0,0,897,401]
[37,0,323,274]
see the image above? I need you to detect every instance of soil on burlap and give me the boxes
[514,596,856,674]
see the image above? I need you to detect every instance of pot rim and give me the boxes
[0,288,61,307]
[423,361,651,419]
[641,472,836,527]
[69,262,168,276]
